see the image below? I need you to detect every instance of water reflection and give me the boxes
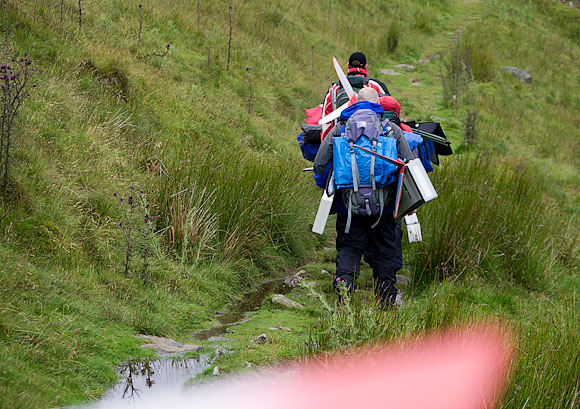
[90,357,209,408]
[119,360,155,399]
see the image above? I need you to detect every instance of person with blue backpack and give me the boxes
[313,88,414,308]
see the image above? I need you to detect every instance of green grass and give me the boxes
[0,0,579,407]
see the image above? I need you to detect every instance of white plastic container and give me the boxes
[312,191,334,235]
[404,214,422,243]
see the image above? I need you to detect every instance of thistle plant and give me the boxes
[441,36,473,108]
[0,55,36,189]
[246,66,252,114]
[78,0,82,29]
[226,6,232,71]
[3,0,8,46]
[311,45,315,78]
[464,109,479,150]
[197,0,201,31]
[138,4,143,45]
[114,185,155,282]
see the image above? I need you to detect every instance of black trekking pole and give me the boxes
[411,129,450,146]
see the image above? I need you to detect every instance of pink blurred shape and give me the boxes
[258,324,514,409]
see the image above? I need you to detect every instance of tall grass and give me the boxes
[156,146,317,272]
[407,155,576,289]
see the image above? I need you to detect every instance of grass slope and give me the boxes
[0,0,578,408]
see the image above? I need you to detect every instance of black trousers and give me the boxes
[334,212,403,305]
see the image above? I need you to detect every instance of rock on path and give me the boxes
[501,66,532,83]
[394,64,415,71]
[272,294,304,309]
[380,69,403,76]
[253,334,269,344]
[136,335,203,355]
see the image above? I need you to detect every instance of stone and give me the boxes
[501,66,532,83]
[321,269,332,276]
[208,336,229,342]
[269,326,292,331]
[253,334,269,344]
[136,335,202,356]
[213,366,220,375]
[271,294,304,309]
[380,69,403,76]
[396,274,411,287]
[417,54,440,65]
[394,64,415,70]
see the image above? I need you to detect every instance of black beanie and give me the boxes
[348,52,366,67]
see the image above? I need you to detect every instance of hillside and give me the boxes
[0,0,579,408]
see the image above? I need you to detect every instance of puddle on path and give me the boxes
[88,278,291,407]
[192,278,291,341]
[87,357,210,408]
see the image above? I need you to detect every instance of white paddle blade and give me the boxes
[333,56,354,99]
[317,101,350,125]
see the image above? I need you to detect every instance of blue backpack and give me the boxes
[333,108,398,233]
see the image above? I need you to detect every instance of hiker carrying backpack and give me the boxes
[320,52,390,141]
[313,88,414,308]
[333,106,397,233]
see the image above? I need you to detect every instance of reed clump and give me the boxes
[409,155,567,290]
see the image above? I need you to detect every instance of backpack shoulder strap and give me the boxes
[382,120,395,138]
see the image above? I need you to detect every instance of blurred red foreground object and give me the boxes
[262,324,514,409]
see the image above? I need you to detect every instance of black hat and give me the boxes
[348,52,366,67]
